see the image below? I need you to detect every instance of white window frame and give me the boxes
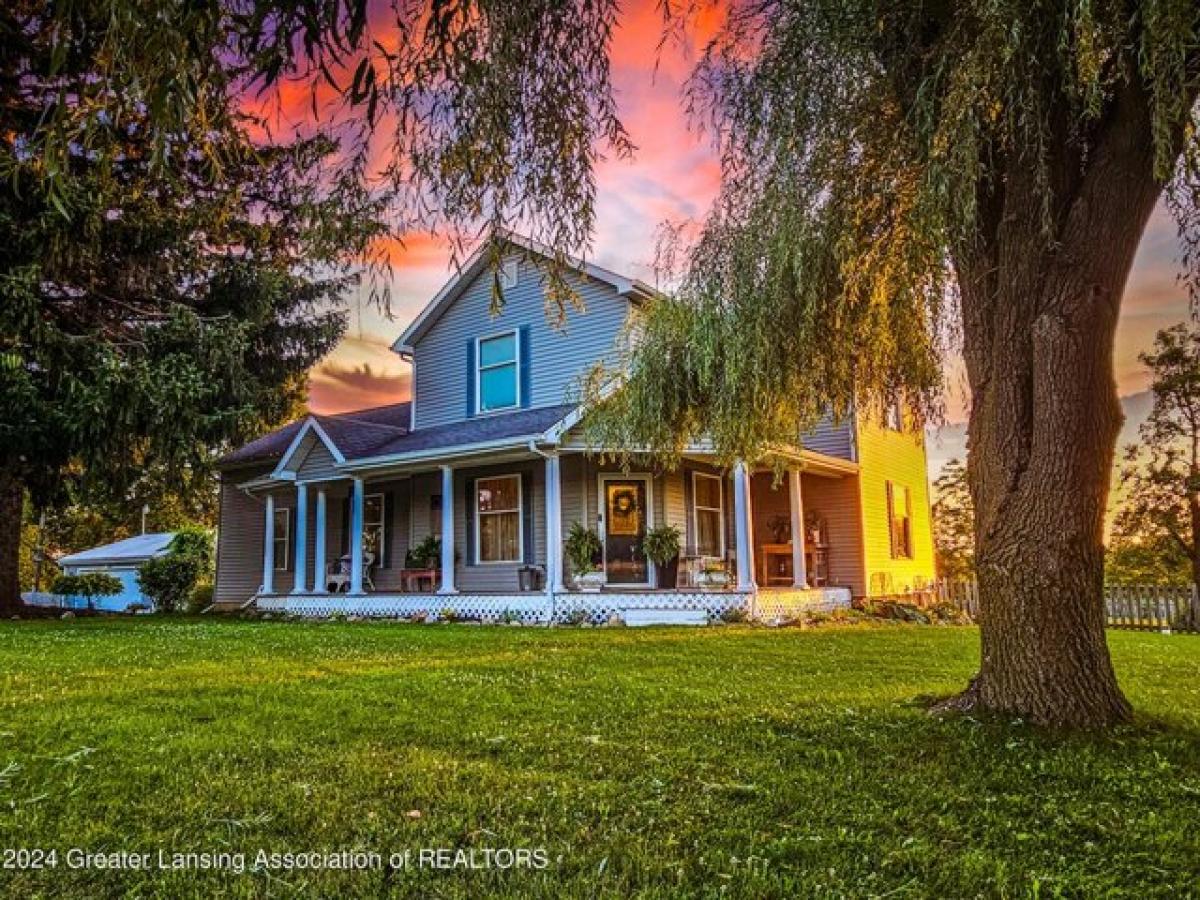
[474,473,524,565]
[363,492,386,566]
[475,329,520,415]
[691,471,726,558]
[273,508,290,572]
[499,259,519,289]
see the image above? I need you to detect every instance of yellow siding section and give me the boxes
[854,414,936,595]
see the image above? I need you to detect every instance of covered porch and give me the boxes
[240,426,856,622]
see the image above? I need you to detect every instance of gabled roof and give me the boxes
[218,403,412,468]
[392,230,659,354]
[59,532,175,567]
[346,404,577,468]
[219,401,578,474]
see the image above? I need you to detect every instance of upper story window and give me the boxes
[477,331,519,413]
[885,398,904,431]
[499,259,519,289]
[887,481,913,559]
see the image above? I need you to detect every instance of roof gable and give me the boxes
[392,231,658,354]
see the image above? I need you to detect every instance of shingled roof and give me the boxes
[219,401,578,470]
[219,402,412,467]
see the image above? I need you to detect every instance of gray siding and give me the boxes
[802,413,855,460]
[294,434,340,481]
[215,470,270,603]
[412,253,634,429]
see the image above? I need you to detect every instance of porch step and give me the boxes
[622,608,709,627]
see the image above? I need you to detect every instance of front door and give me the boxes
[601,477,650,585]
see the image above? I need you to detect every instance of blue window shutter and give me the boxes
[521,470,535,563]
[465,340,476,417]
[519,326,532,408]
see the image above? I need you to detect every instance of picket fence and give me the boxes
[932,581,1199,633]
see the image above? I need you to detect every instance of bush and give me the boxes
[189,581,214,614]
[137,529,213,613]
[50,572,123,608]
[138,555,204,613]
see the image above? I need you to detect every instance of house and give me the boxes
[55,532,175,612]
[214,234,935,622]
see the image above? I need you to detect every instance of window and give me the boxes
[477,331,519,413]
[475,474,522,563]
[692,472,725,557]
[887,481,913,559]
[363,493,386,566]
[273,508,290,571]
[885,398,904,431]
[499,259,519,289]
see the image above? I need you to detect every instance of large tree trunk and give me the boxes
[0,466,23,617]
[946,79,1167,728]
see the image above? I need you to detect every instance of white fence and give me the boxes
[931,581,1199,632]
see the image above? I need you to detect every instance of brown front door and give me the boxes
[602,478,649,585]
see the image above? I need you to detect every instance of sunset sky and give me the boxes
[303,1,1190,474]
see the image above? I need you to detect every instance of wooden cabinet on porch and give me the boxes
[757,543,829,587]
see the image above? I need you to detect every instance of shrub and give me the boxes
[138,555,204,613]
[563,608,590,626]
[189,581,215,614]
[718,606,749,624]
[137,528,213,613]
[564,523,602,575]
[50,573,123,609]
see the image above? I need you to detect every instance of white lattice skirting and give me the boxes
[755,587,853,622]
[255,586,851,624]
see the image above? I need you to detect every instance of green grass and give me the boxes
[1,621,1197,898]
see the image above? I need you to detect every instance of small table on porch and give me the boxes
[400,568,439,592]
[759,543,795,586]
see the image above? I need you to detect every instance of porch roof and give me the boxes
[219,402,412,468]
[220,401,577,474]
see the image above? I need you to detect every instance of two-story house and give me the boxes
[214,233,936,622]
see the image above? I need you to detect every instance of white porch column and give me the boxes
[438,464,458,594]
[545,453,565,594]
[261,494,275,594]
[733,462,756,591]
[313,489,327,593]
[349,477,365,594]
[788,467,809,589]
[292,484,309,593]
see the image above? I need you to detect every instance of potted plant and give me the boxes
[564,522,605,591]
[641,525,682,589]
[695,558,731,590]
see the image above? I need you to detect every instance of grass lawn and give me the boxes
[0,621,1197,898]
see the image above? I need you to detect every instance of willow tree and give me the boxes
[582,1,1200,728]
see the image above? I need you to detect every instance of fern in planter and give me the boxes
[564,523,604,590]
[641,525,682,589]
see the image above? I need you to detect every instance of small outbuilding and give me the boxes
[57,533,175,612]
